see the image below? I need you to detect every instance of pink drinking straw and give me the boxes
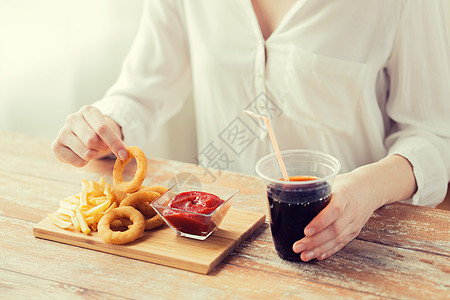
[243,110,289,181]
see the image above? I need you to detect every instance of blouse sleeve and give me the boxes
[384,0,450,206]
[92,0,192,149]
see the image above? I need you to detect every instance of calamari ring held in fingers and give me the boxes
[113,146,147,193]
[98,206,145,244]
[120,190,164,230]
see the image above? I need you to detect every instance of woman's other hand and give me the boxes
[292,155,417,261]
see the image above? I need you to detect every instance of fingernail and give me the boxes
[319,253,327,261]
[118,149,127,160]
[293,243,305,253]
[305,227,315,236]
[304,251,314,261]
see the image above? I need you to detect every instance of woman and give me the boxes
[52,0,450,262]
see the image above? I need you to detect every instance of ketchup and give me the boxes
[162,191,224,236]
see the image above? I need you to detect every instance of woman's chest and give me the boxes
[184,1,401,67]
[250,0,297,41]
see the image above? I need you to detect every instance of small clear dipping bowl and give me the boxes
[151,180,239,240]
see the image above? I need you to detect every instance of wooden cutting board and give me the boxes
[33,208,265,274]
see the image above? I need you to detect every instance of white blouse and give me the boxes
[93,0,450,206]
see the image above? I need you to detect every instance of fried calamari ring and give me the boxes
[120,190,164,230]
[113,146,148,194]
[121,190,159,217]
[98,206,145,244]
[139,185,168,195]
[137,186,168,216]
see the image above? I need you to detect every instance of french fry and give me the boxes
[104,183,116,202]
[85,199,111,217]
[90,196,108,206]
[85,216,96,225]
[71,214,81,232]
[76,207,91,235]
[80,179,89,206]
[47,213,72,229]
[55,213,72,222]
[104,201,118,214]
[88,183,104,198]
[56,207,75,217]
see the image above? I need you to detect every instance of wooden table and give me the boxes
[1,131,449,299]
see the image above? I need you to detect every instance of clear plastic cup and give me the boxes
[255,149,340,261]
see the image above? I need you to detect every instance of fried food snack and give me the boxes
[48,176,117,234]
[139,185,168,195]
[49,146,167,244]
[120,190,164,230]
[98,206,145,245]
[113,146,148,194]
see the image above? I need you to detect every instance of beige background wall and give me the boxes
[0,0,197,163]
[0,1,449,164]
[448,0,450,38]
[447,1,450,44]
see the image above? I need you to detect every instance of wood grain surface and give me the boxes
[1,131,449,299]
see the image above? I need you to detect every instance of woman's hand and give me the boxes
[52,105,128,167]
[292,155,417,261]
[292,173,378,261]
